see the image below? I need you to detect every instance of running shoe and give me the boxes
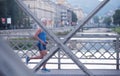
[26,56,30,64]
[41,68,50,72]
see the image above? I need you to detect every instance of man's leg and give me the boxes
[30,51,43,59]
[41,50,50,72]
[26,51,43,64]
[41,51,47,68]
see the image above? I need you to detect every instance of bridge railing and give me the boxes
[1,34,119,70]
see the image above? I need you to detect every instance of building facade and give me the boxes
[23,0,56,28]
[23,0,84,28]
[73,8,84,22]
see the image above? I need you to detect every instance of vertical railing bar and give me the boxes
[58,50,61,69]
[116,36,120,70]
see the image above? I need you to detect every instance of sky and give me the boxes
[67,0,120,15]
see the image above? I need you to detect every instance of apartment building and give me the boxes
[23,0,84,28]
[23,0,56,28]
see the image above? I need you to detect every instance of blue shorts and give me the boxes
[37,43,46,51]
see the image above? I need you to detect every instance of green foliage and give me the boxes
[103,16,112,26]
[0,1,6,17]
[113,27,120,34]
[93,16,99,23]
[71,11,78,22]
[113,9,120,26]
[9,38,35,50]
[0,0,31,29]
[55,31,70,36]
[10,41,33,50]
[55,29,72,36]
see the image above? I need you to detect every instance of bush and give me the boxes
[113,27,120,34]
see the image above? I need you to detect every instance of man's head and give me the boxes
[41,18,47,26]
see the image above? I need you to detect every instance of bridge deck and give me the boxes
[36,69,120,76]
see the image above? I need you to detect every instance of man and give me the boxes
[26,20,50,72]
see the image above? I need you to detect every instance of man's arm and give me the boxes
[34,28,46,45]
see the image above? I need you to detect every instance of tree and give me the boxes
[93,16,99,24]
[7,0,29,29]
[0,0,7,30]
[71,11,78,22]
[103,16,112,27]
[113,9,120,26]
[71,11,78,26]
[0,0,31,30]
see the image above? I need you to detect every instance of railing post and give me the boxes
[116,36,119,70]
[58,50,61,69]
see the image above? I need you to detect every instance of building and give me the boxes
[73,7,84,22]
[23,0,84,28]
[55,0,72,26]
[23,0,56,28]
[56,0,66,5]
[56,0,84,26]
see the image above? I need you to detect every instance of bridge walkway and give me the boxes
[36,69,120,76]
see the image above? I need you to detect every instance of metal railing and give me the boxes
[1,34,119,70]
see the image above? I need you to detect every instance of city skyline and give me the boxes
[67,0,120,15]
